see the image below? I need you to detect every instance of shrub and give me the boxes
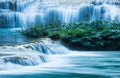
[22,24,48,38]
[22,20,120,47]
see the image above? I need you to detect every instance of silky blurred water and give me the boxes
[0,0,120,77]
[0,51,120,78]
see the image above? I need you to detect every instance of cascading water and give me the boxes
[0,0,36,28]
[0,38,120,78]
[0,38,69,69]
[0,0,120,78]
[0,0,120,28]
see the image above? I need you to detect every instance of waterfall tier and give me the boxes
[0,53,46,67]
[0,0,120,28]
[0,0,35,11]
[0,38,68,70]
[0,38,68,54]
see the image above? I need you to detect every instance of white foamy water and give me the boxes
[0,39,120,78]
[0,0,120,28]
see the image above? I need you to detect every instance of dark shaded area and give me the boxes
[61,33,120,51]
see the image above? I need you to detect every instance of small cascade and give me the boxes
[0,51,47,70]
[0,0,37,28]
[0,0,35,11]
[0,0,120,28]
[0,38,69,69]
[1,53,46,66]
[27,39,68,54]
[0,38,68,54]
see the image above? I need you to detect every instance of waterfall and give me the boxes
[0,0,35,11]
[1,53,46,66]
[0,0,120,76]
[0,38,69,69]
[0,0,36,28]
[0,0,120,28]
[0,38,68,54]
[0,52,47,70]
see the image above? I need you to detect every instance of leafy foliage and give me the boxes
[22,24,48,38]
[22,20,120,50]
[22,20,120,39]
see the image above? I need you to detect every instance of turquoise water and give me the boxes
[0,51,120,78]
[0,73,111,78]
[0,28,28,46]
[0,29,119,78]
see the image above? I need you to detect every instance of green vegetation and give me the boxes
[22,20,120,50]
[22,21,61,38]
[22,24,48,38]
